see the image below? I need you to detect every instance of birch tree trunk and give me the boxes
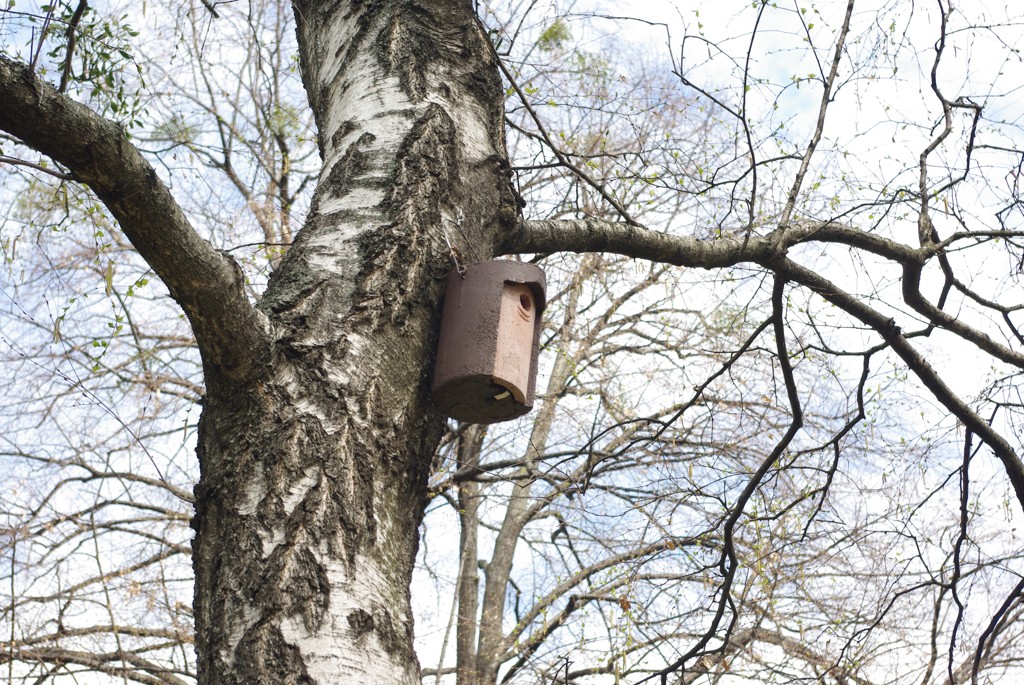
[192,2,517,683]
[0,0,516,682]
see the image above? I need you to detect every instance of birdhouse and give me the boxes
[432,261,546,424]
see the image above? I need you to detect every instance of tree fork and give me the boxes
[189,1,521,682]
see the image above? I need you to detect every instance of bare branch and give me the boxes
[0,55,269,384]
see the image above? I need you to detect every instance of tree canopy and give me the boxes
[2,0,1024,683]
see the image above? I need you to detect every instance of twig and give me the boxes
[0,154,74,180]
[59,0,89,93]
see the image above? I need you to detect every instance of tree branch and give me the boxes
[502,216,1024,515]
[774,256,1024,512]
[0,153,74,179]
[0,55,268,384]
[503,218,927,266]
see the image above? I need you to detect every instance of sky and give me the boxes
[3,1,1024,683]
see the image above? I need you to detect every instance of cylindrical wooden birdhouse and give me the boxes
[432,261,546,424]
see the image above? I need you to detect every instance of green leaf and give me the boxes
[537,19,571,52]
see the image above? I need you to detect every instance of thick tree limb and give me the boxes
[503,218,928,266]
[504,217,1024,513]
[504,218,776,265]
[0,55,268,384]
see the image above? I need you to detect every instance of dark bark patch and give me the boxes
[262,210,366,350]
[378,11,432,101]
[334,431,378,560]
[329,120,357,150]
[235,620,316,685]
[261,263,323,317]
[323,131,377,198]
[372,606,417,669]
[271,545,331,632]
[352,103,457,327]
[347,608,375,637]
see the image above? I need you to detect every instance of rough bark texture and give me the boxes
[0,1,516,683]
[191,1,518,683]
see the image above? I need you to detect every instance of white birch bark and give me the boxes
[189,2,520,683]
